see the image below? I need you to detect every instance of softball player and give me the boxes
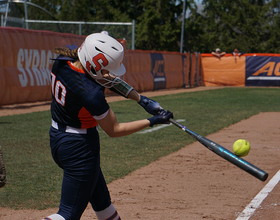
[43,33,173,220]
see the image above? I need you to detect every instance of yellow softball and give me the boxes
[233,139,250,157]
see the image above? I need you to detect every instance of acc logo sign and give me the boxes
[245,57,280,86]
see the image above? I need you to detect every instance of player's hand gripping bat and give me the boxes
[169,118,268,181]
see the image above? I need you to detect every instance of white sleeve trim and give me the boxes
[93,109,109,120]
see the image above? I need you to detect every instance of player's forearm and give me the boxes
[108,119,150,137]
[127,89,140,102]
[97,109,150,137]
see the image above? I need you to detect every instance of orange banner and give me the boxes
[201,54,246,86]
[122,50,187,92]
[190,53,196,87]
[196,54,201,86]
[163,52,186,89]
[124,50,154,92]
[183,52,190,87]
[0,27,86,105]
[0,27,188,106]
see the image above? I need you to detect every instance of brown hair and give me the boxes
[54,47,79,59]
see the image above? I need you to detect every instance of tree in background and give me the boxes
[133,0,183,51]
[187,0,272,53]
[264,0,280,53]
[2,0,280,53]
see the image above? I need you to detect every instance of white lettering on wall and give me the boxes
[17,49,57,87]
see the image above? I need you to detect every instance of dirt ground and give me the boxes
[0,86,279,220]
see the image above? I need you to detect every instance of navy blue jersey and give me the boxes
[50,58,110,129]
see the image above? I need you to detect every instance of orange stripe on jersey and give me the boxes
[67,61,86,74]
[78,107,98,129]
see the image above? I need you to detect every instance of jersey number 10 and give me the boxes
[51,72,67,106]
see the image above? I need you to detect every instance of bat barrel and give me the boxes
[170,119,269,181]
[197,136,268,181]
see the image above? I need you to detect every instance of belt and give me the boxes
[52,119,87,134]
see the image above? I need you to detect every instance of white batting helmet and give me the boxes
[78,33,126,87]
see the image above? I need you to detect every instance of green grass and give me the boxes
[0,87,279,209]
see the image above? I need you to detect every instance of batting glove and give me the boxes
[138,95,163,115]
[148,110,173,127]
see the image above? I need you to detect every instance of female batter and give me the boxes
[43,33,173,220]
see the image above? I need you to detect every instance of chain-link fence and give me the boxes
[1,15,135,49]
